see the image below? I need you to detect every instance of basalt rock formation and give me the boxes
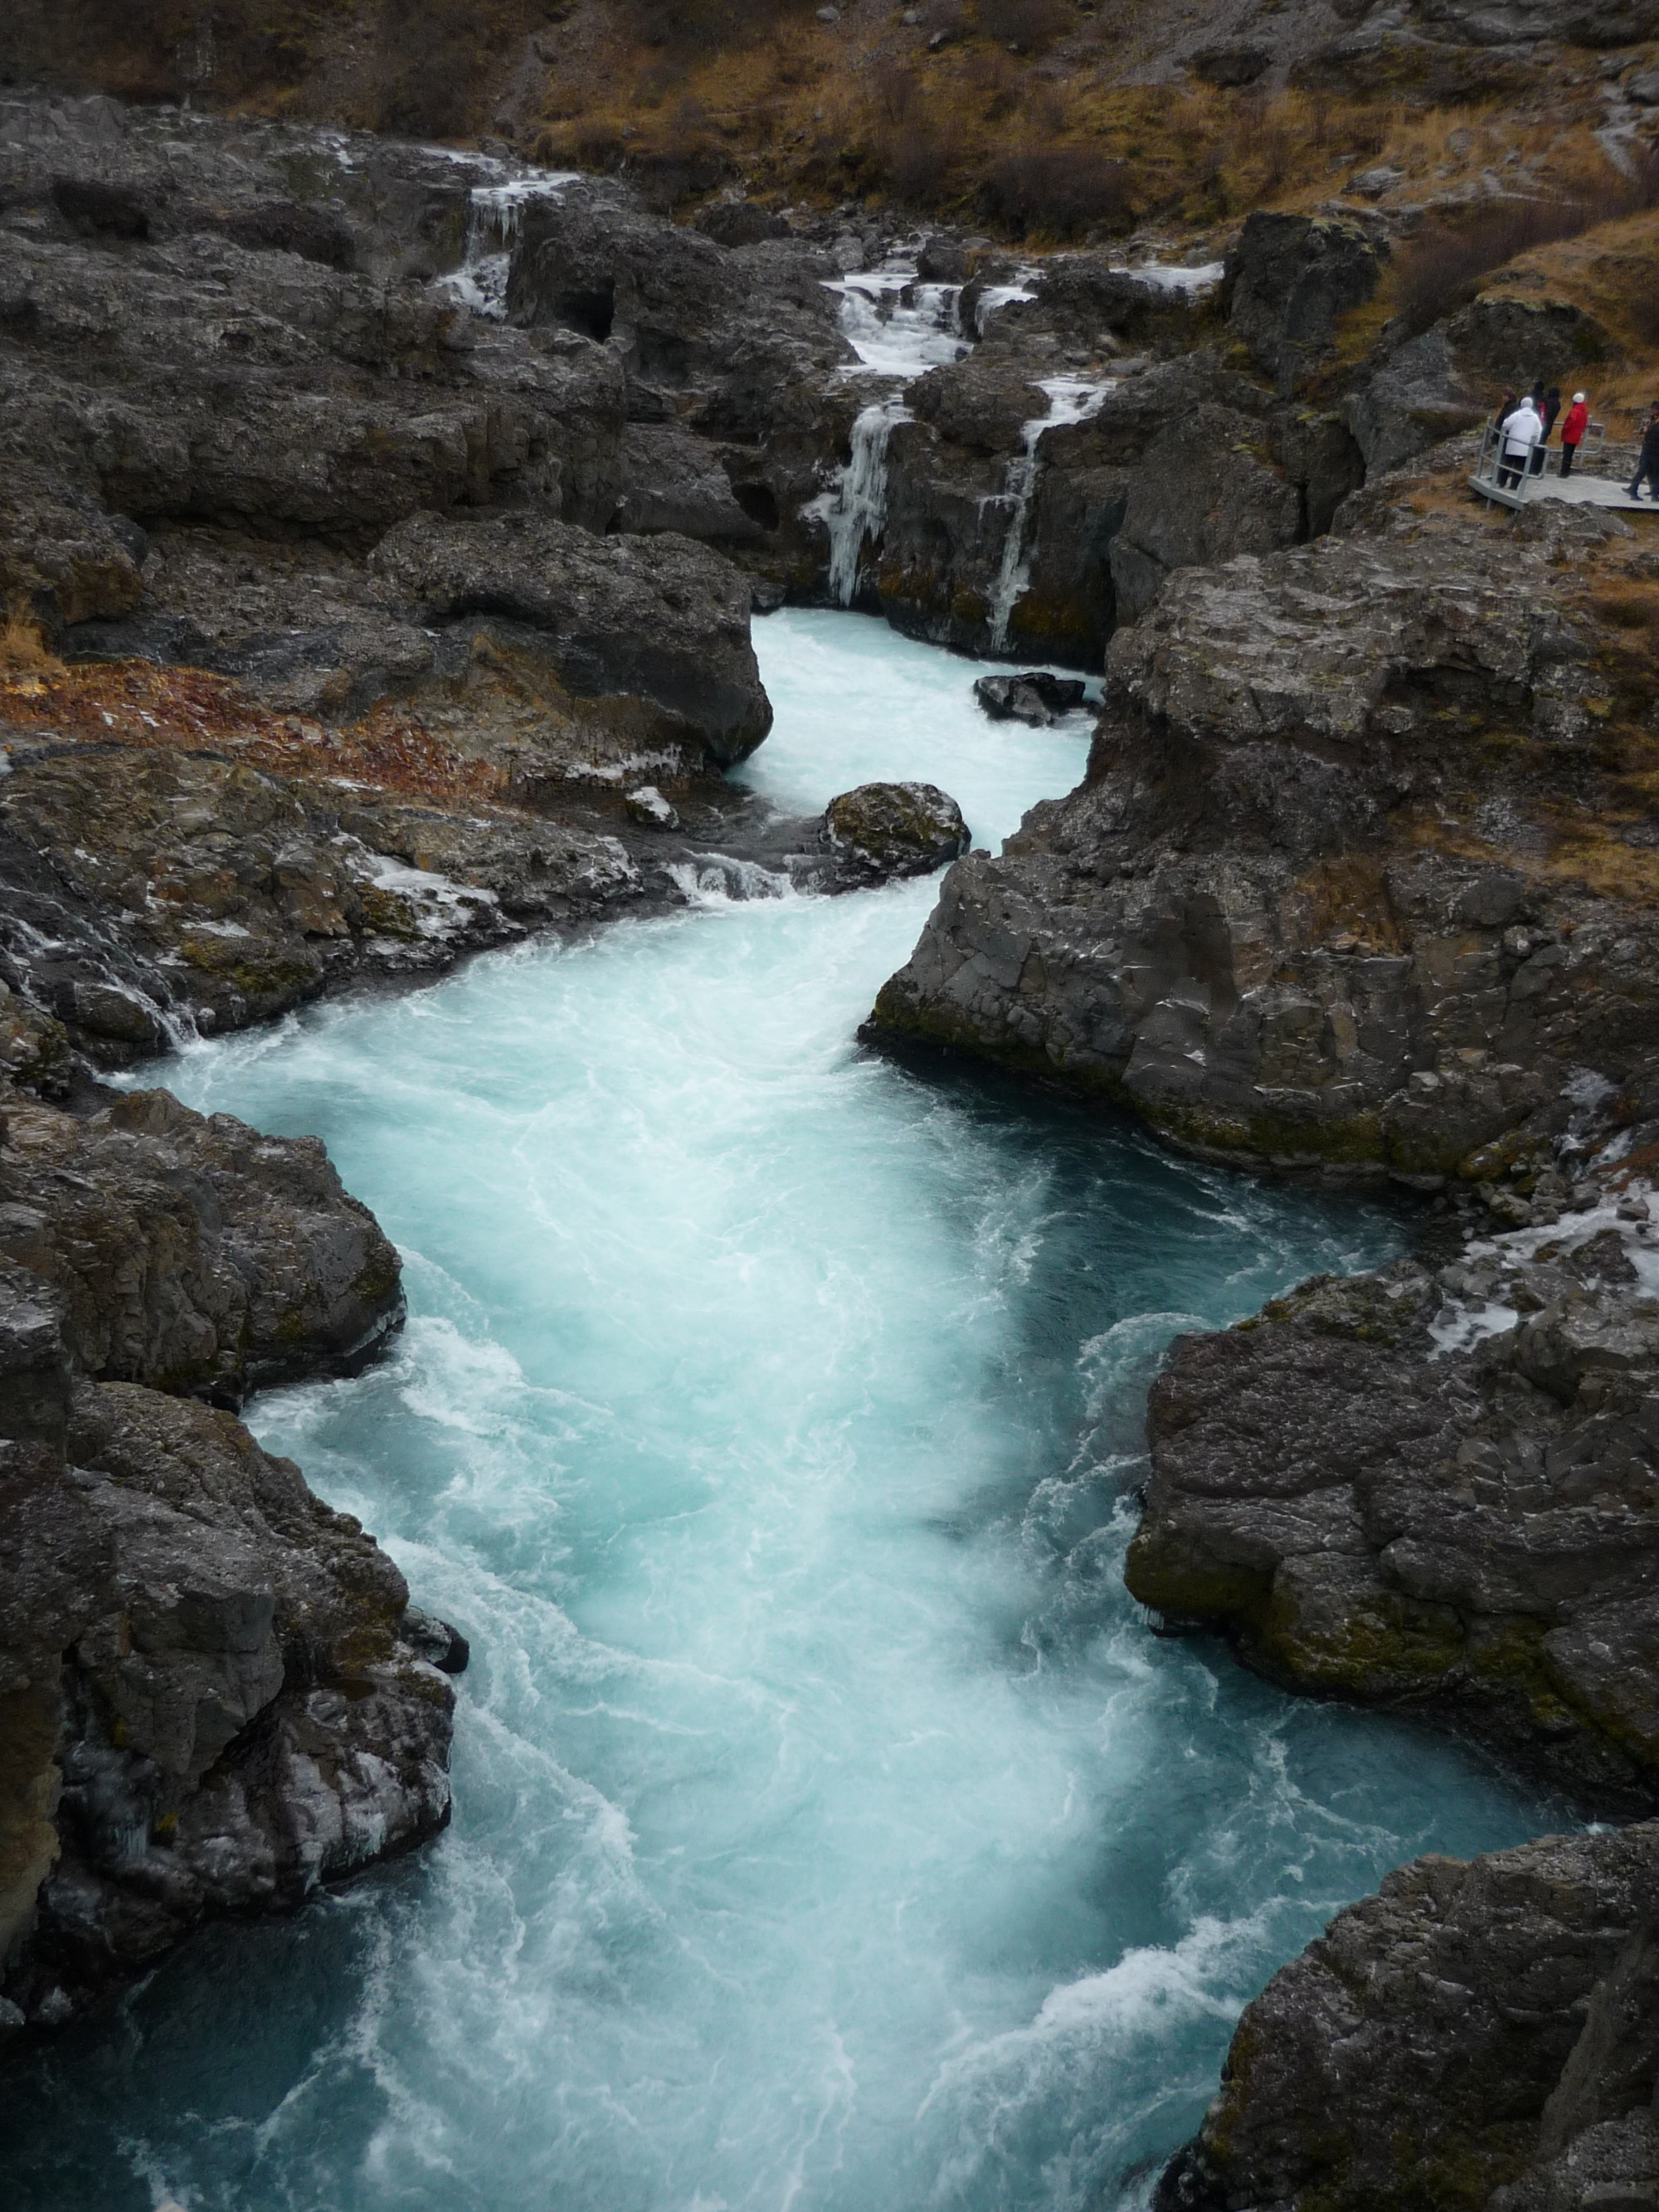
[0,1074,469,2033]
[820,781,971,889]
[868,433,1659,2205]
[1157,1819,1659,2212]
[0,731,643,1073]
[0,1084,406,1405]
[0,94,788,807]
[974,672,1089,726]
[0,1254,461,2031]
[868,495,1659,1183]
[1131,1172,1659,1810]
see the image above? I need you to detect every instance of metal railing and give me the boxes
[1471,417,1608,499]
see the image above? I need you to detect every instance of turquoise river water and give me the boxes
[1,611,1552,2212]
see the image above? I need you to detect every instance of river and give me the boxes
[1,611,1550,2212]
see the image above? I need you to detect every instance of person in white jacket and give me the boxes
[1499,397,1544,490]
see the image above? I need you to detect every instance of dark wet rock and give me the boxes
[0,464,145,634]
[1343,326,1487,475]
[1126,1192,1659,1807]
[367,509,771,770]
[974,672,1088,725]
[49,176,148,240]
[1103,396,1309,624]
[0,1294,455,2025]
[1224,211,1389,390]
[507,195,848,440]
[402,1606,471,1674]
[1447,292,1613,392]
[625,784,681,831]
[693,198,791,248]
[0,978,460,2027]
[822,782,970,888]
[1029,256,1221,355]
[0,1085,405,1403]
[0,217,627,539]
[868,509,1658,1180]
[0,739,641,1069]
[205,198,360,270]
[917,236,971,286]
[1157,1820,1659,2212]
[611,422,764,542]
[873,353,1351,665]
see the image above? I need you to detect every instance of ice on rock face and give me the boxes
[808,256,1049,606]
[813,396,912,607]
[1111,259,1225,295]
[434,169,580,320]
[826,267,971,380]
[985,378,1112,654]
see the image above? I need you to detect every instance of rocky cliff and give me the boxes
[859,237,1659,2212]
[1158,1818,1659,2212]
[869,490,1659,1182]
[0,1089,465,2034]
[1131,1171,1659,1810]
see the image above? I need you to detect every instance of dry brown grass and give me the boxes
[0,655,516,811]
[0,612,63,680]
[9,0,1659,251]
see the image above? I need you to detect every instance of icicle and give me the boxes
[435,171,579,320]
[822,398,910,607]
[985,379,1111,654]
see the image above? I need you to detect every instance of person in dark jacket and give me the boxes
[1534,385,1562,473]
[1559,392,1589,476]
[1628,402,1659,501]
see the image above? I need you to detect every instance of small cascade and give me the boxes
[821,397,910,607]
[828,270,969,380]
[435,171,579,320]
[1108,258,1225,296]
[985,378,1111,655]
[669,854,795,904]
[966,271,1039,337]
[808,252,1048,603]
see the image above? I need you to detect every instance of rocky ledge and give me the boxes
[868,493,1659,1186]
[1131,1163,1659,1812]
[868,456,1659,2203]
[1159,1818,1659,2212]
[0,1084,462,2033]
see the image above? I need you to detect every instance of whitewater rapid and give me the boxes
[2,613,1550,2212]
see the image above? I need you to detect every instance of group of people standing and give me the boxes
[1494,382,1659,501]
[1493,382,1590,486]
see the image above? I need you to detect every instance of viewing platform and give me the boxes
[1469,419,1658,514]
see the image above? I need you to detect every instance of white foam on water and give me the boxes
[6,613,1555,2212]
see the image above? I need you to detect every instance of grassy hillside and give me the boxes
[1,2,1652,244]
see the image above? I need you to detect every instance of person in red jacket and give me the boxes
[1559,392,1590,477]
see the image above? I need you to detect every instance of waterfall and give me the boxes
[435,171,578,320]
[985,378,1112,655]
[828,270,969,380]
[809,254,1050,609]
[823,397,910,607]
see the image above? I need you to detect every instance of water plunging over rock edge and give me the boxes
[985,378,1112,655]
